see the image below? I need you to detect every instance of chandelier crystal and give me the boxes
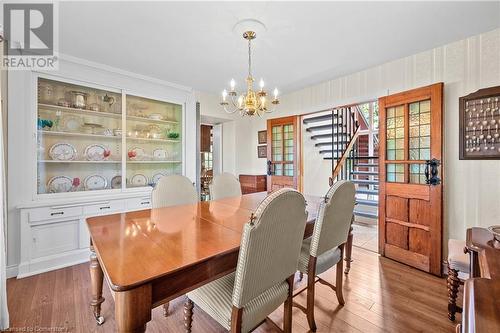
[220,31,279,117]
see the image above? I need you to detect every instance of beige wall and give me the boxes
[208,27,500,242]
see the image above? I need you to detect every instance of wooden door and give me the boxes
[267,116,300,191]
[378,83,443,276]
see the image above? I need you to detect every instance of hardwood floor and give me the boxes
[5,247,457,332]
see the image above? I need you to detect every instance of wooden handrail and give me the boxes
[329,125,361,185]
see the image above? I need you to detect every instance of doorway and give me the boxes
[199,116,224,201]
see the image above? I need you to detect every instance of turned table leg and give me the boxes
[344,217,354,274]
[115,284,152,333]
[447,266,461,321]
[90,243,105,325]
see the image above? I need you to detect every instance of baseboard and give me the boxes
[17,248,90,279]
[6,264,18,279]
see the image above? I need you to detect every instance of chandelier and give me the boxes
[220,31,279,117]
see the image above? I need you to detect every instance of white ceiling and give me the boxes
[58,1,500,94]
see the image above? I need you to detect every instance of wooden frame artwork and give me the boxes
[459,85,500,160]
[258,130,267,144]
[257,145,267,158]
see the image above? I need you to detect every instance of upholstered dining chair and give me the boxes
[151,175,198,209]
[293,180,356,332]
[209,172,242,200]
[151,174,198,317]
[184,188,308,333]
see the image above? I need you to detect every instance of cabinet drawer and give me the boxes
[31,220,79,259]
[83,200,125,216]
[29,205,83,223]
[126,197,152,211]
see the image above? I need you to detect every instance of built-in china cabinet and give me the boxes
[12,68,194,278]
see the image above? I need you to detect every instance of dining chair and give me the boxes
[151,175,198,209]
[151,174,198,317]
[209,172,242,200]
[184,188,308,333]
[293,180,355,332]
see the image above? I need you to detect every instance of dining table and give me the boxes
[86,192,354,333]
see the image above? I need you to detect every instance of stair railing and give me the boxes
[329,106,360,185]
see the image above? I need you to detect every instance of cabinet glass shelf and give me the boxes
[37,77,184,195]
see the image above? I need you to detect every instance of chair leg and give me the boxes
[306,256,318,332]
[298,271,304,282]
[336,246,345,305]
[344,219,354,275]
[184,298,194,333]
[283,275,294,333]
[447,266,460,321]
[162,302,169,317]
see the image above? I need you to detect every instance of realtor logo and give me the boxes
[3,3,58,70]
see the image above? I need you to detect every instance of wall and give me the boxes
[228,27,500,242]
[6,56,197,270]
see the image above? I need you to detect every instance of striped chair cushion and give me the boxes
[298,237,342,275]
[187,272,289,332]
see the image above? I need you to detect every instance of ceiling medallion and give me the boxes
[220,30,279,117]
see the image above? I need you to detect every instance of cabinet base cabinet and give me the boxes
[17,194,152,278]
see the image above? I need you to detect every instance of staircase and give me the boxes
[303,106,379,225]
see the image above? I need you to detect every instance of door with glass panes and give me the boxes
[378,83,443,276]
[266,116,299,192]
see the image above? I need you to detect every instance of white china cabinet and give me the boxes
[14,71,193,278]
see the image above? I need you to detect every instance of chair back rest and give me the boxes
[309,180,356,257]
[152,175,198,208]
[209,173,242,200]
[232,188,307,308]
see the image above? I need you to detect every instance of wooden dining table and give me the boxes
[86,192,353,333]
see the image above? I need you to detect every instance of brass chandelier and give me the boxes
[220,31,279,117]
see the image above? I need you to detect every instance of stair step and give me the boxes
[350,156,379,160]
[314,141,348,147]
[306,124,346,132]
[355,163,378,167]
[356,199,379,207]
[319,149,346,154]
[311,133,348,140]
[351,179,379,185]
[352,171,378,176]
[354,210,378,219]
[356,188,379,195]
[302,114,339,124]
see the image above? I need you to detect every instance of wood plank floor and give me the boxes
[5,247,458,332]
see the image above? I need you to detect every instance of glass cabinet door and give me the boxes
[37,78,122,194]
[125,95,183,188]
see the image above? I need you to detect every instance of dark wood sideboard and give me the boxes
[459,228,500,333]
[239,174,267,194]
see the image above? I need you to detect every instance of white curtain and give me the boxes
[0,38,9,329]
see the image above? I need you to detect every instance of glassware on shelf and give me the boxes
[70,91,88,109]
[38,83,54,104]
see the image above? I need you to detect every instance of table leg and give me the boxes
[115,284,152,333]
[90,244,105,325]
[344,217,354,274]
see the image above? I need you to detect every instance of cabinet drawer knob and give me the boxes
[99,206,111,210]
[140,201,150,205]
[50,211,64,216]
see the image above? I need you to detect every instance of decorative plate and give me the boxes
[84,174,108,191]
[111,175,122,189]
[488,225,500,242]
[128,147,146,160]
[152,148,168,160]
[84,144,110,161]
[47,176,73,193]
[49,142,77,161]
[130,174,148,187]
[152,172,167,185]
[61,115,83,132]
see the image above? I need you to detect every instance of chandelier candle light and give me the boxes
[221,31,279,116]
